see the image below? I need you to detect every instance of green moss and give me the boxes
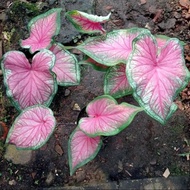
[8,0,40,22]
[170,164,187,176]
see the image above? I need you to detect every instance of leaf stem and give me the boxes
[63,46,75,50]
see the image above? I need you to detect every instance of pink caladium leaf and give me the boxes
[68,127,102,175]
[77,28,150,66]
[6,105,56,149]
[1,50,57,111]
[49,43,80,86]
[127,33,190,124]
[104,63,133,98]
[79,95,143,137]
[79,56,109,72]
[155,35,186,48]
[65,10,111,34]
[20,8,62,53]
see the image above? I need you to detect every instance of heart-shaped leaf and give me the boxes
[68,127,102,176]
[1,50,57,111]
[49,43,80,86]
[66,10,111,34]
[20,8,62,53]
[77,28,150,66]
[104,63,133,98]
[127,33,190,124]
[79,95,143,137]
[6,105,56,149]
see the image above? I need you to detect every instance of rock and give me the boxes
[45,171,55,185]
[4,144,34,165]
[72,103,81,111]
[173,12,182,19]
[8,179,17,186]
[150,158,157,165]
[0,12,7,21]
[58,0,95,44]
[64,89,71,97]
[48,0,56,5]
[158,18,176,29]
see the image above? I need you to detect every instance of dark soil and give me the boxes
[0,0,190,189]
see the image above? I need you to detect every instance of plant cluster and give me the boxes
[1,8,190,175]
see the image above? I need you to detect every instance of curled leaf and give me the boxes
[79,95,143,137]
[66,10,111,34]
[1,50,57,111]
[21,8,62,53]
[6,105,56,149]
[49,43,80,86]
[68,128,102,175]
[127,33,190,124]
[79,56,109,72]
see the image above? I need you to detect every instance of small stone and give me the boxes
[0,12,7,21]
[8,179,16,186]
[163,168,170,178]
[4,144,33,165]
[173,12,181,19]
[150,158,157,165]
[48,0,56,5]
[64,89,70,97]
[45,171,55,185]
[158,18,176,29]
[73,103,81,111]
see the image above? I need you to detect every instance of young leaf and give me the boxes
[127,33,190,124]
[49,43,80,86]
[20,8,62,53]
[1,50,57,111]
[66,10,111,34]
[104,63,133,98]
[6,105,56,149]
[79,56,109,72]
[77,28,151,66]
[79,95,143,137]
[68,128,102,176]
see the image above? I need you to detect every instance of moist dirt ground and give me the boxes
[0,0,190,189]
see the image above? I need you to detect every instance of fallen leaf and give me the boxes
[140,0,146,5]
[179,0,190,9]
[163,168,170,178]
[55,144,64,156]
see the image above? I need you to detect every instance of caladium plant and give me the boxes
[68,95,143,175]
[1,8,190,177]
[6,105,56,149]
[1,49,57,111]
[20,8,62,54]
[65,10,111,34]
[126,33,190,124]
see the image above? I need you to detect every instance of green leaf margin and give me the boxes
[79,95,143,137]
[20,8,62,53]
[76,28,151,66]
[6,104,56,150]
[68,127,102,176]
[52,43,81,86]
[126,33,190,124]
[1,49,58,112]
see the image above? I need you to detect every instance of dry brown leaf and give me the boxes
[140,0,147,5]
[179,0,190,9]
[55,144,64,156]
